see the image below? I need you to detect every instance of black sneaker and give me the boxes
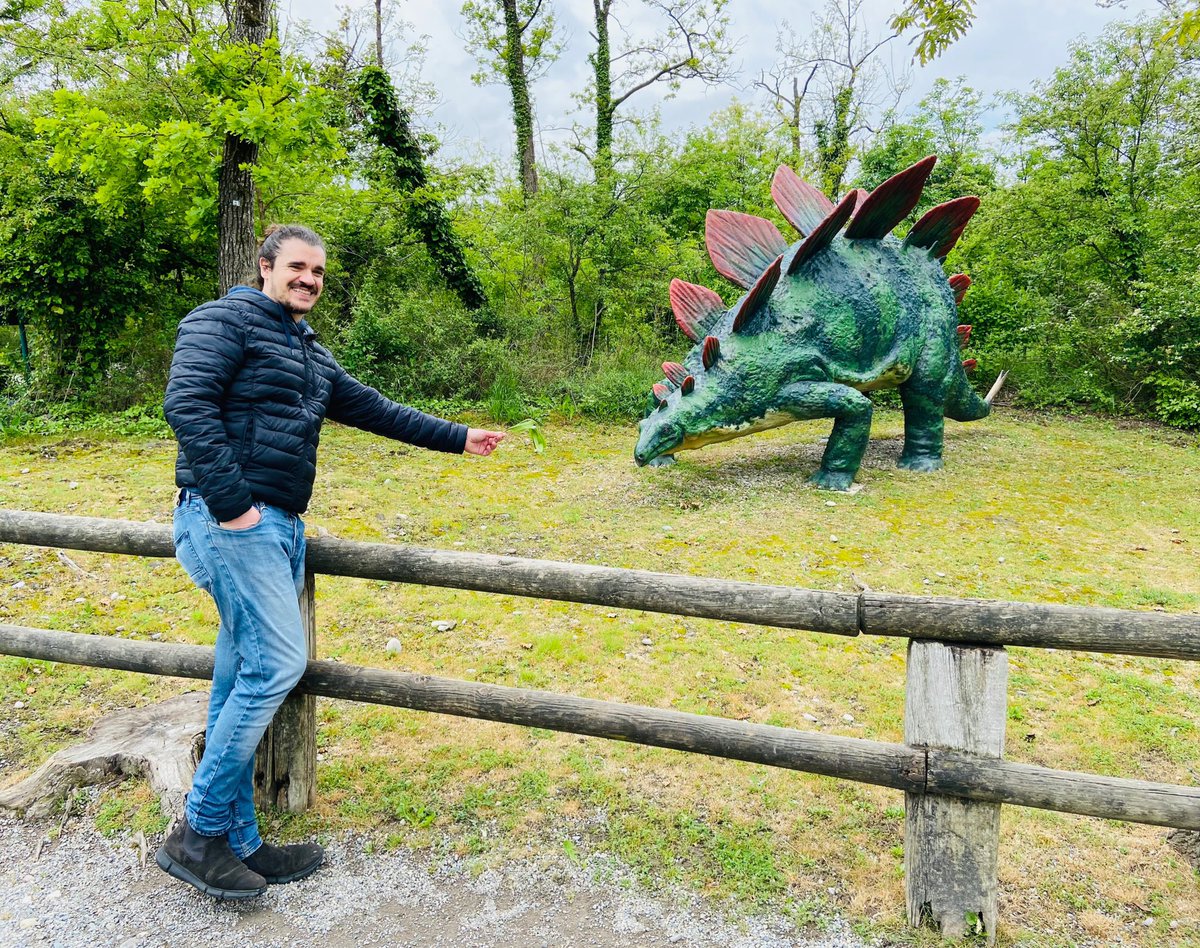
[155,820,268,900]
[242,841,325,885]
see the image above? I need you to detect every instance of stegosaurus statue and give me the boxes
[634,155,1005,490]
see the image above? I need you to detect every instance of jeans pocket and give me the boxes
[175,529,213,592]
[210,502,269,534]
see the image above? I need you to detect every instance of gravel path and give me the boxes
[0,818,874,948]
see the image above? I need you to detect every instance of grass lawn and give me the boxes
[1,408,1198,946]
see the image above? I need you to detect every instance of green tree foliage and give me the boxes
[856,77,996,214]
[888,0,976,64]
[0,0,343,400]
[958,19,1200,424]
[0,117,200,404]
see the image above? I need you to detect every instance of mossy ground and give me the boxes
[1,410,1197,946]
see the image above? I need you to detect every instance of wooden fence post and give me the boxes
[904,639,1008,943]
[254,569,317,812]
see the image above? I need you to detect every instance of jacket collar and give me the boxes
[224,285,318,343]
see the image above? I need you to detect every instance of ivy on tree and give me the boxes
[355,65,489,317]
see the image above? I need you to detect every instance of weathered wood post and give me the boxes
[254,569,317,811]
[904,640,1008,943]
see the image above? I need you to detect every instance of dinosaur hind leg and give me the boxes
[898,377,947,471]
[776,382,873,491]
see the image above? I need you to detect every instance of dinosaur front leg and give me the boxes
[776,382,873,491]
[898,379,946,471]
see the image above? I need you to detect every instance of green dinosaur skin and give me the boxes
[634,233,990,490]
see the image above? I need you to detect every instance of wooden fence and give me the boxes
[1,508,1197,942]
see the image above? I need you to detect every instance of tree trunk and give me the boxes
[218,135,259,294]
[375,0,384,68]
[791,75,802,169]
[217,0,272,295]
[502,0,538,198]
[592,0,614,184]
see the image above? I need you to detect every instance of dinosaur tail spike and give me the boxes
[962,358,977,372]
[662,362,688,387]
[949,273,971,304]
[705,210,787,289]
[845,156,937,240]
[702,335,720,369]
[652,382,671,402]
[957,324,972,349]
[905,197,981,259]
[670,279,724,342]
[771,164,835,236]
[681,375,695,395]
[786,190,859,275]
[985,370,1009,406]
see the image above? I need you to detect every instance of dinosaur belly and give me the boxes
[678,411,797,451]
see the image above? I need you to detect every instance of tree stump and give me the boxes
[905,640,1008,944]
[1168,829,1200,869]
[253,569,317,812]
[0,691,206,820]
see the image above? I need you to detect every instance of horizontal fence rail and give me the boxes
[1,509,1198,660]
[3,625,1197,832]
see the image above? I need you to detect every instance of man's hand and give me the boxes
[219,507,262,530]
[465,428,506,456]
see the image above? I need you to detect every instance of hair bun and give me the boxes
[262,223,282,238]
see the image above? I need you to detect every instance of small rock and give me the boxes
[14,701,25,710]
[825,500,836,507]
[20,468,30,474]
[149,633,162,641]
[1143,918,1154,927]
[842,713,854,723]
[385,638,403,654]
[606,613,617,619]
[69,482,79,489]
[73,597,86,604]
[12,581,25,589]
[431,620,457,633]
[641,638,652,646]
[998,556,1006,563]
[802,713,819,723]
[830,535,838,543]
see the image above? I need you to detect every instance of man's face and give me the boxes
[260,238,326,315]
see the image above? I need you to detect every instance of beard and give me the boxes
[281,283,319,314]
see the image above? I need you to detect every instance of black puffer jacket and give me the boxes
[164,286,467,521]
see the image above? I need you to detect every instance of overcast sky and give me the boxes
[279,0,1167,167]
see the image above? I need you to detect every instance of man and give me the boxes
[158,224,504,900]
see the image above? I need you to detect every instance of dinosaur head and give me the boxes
[634,376,708,466]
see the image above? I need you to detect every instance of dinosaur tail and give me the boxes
[944,366,990,421]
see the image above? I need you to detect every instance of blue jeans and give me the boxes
[173,488,307,858]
